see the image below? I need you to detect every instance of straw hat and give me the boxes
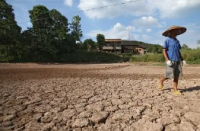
[162,25,187,37]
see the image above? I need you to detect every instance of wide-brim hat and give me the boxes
[162,25,187,37]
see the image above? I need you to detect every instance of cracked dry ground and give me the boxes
[1,63,200,131]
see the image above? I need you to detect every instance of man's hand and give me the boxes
[166,60,172,66]
[182,60,187,65]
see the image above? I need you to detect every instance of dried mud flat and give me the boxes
[0,63,200,131]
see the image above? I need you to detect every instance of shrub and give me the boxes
[131,54,165,62]
[130,49,200,64]
[181,49,200,64]
[60,51,123,63]
[0,46,14,62]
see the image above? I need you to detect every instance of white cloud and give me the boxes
[86,23,133,40]
[77,0,200,19]
[146,28,152,32]
[137,29,143,32]
[127,26,136,32]
[64,0,73,7]
[149,0,200,18]
[142,34,150,40]
[86,23,146,41]
[133,16,162,27]
[27,22,32,26]
[86,23,143,40]
[78,0,154,19]
[132,34,140,40]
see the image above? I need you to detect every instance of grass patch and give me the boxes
[130,49,200,64]
[131,54,165,62]
[181,49,200,64]
[0,51,124,63]
[59,51,124,63]
[151,63,166,66]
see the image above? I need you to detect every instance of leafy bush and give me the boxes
[0,46,14,62]
[130,49,200,64]
[0,50,124,63]
[131,54,165,62]
[181,49,200,64]
[58,51,123,63]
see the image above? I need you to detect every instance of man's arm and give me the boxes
[163,48,169,61]
[179,51,183,61]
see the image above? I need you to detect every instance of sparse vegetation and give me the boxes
[131,54,165,62]
[181,49,200,64]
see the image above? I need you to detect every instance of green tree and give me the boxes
[70,15,83,41]
[0,0,21,45]
[96,34,105,52]
[49,9,69,40]
[20,28,35,60]
[29,5,52,43]
[83,39,96,51]
[182,44,190,50]
[28,5,53,60]
[48,9,71,56]
[198,40,200,44]
[197,40,200,49]
[0,0,22,61]
[155,44,162,53]
[27,6,75,61]
[21,28,40,48]
[146,44,162,53]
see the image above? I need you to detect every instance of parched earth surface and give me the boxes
[0,63,200,131]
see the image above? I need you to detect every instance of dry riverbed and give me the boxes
[0,63,200,131]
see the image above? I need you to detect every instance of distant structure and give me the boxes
[102,39,146,54]
[76,41,81,44]
[127,26,131,41]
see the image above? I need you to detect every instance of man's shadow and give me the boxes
[180,86,200,93]
[162,86,200,92]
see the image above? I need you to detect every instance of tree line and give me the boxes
[1,0,196,63]
[0,0,106,62]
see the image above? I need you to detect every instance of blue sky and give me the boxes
[7,0,200,48]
